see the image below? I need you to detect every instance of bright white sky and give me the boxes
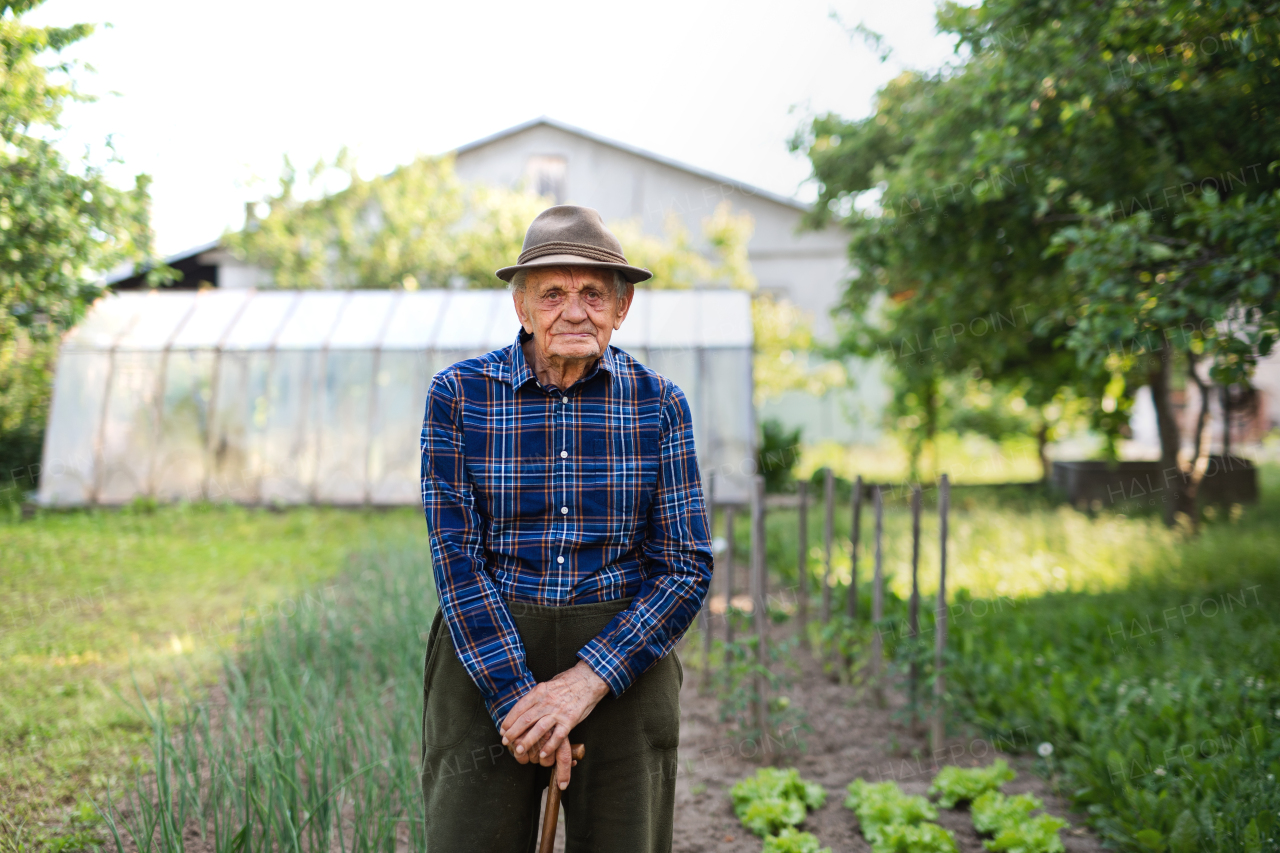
[29,0,963,255]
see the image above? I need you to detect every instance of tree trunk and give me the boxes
[1146,346,1190,525]
[1184,352,1213,510]
[924,375,938,480]
[1036,420,1051,484]
[1221,384,1232,458]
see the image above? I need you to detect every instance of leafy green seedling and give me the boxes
[984,813,1067,853]
[971,791,1043,835]
[928,759,1016,807]
[731,767,827,837]
[844,779,938,844]
[762,827,834,853]
[741,797,807,836]
[871,821,960,853]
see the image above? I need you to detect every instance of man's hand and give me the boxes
[500,660,609,789]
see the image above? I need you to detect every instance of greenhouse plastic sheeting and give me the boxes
[38,288,755,506]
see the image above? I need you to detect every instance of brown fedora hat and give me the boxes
[496,205,652,284]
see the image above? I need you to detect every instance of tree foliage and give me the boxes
[794,0,1280,503]
[1,0,161,491]
[225,151,547,291]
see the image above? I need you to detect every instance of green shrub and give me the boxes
[985,814,1067,853]
[730,767,827,837]
[970,791,1043,835]
[844,779,938,844]
[928,759,1016,807]
[871,821,960,853]
[762,827,833,853]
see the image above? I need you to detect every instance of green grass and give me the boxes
[720,479,1173,616]
[0,503,425,847]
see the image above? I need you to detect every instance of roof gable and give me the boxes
[454,116,809,214]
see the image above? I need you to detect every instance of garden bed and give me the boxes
[670,634,1103,853]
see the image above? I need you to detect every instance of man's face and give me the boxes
[513,266,632,363]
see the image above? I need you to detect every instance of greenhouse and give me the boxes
[36,289,755,507]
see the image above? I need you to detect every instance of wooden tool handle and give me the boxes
[537,743,585,853]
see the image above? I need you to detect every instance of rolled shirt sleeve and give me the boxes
[577,383,714,696]
[420,372,536,729]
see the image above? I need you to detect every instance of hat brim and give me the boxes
[496,254,652,284]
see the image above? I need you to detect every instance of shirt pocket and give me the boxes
[580,433,659,523]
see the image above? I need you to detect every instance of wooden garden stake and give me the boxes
[908,484,922,715]
[724,508,736,646]
[847,475,862,621]
[750,474,772,755]
[821,468,834,626]
[931,474,950,751]
[870,485,884,701]
[796,480,809,648]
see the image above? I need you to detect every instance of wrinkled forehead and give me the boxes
[525,266,614,293]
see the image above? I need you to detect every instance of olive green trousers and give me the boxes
[420,598,682,853]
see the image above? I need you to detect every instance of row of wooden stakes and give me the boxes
[696,471,953,752]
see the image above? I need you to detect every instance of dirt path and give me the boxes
[669,640,1105,853]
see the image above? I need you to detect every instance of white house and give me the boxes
[452,117,850,339]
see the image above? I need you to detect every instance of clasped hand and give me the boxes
[500,660,609,790]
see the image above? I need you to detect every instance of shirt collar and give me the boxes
[507,329,617,393]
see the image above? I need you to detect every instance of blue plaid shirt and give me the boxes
[420,330,713,730]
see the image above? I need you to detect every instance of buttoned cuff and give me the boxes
[576,636,636,698]
[484,671,539,732]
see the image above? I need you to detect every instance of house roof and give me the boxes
[454,116,810,214]
[112,118,811,286]
[102,238,223,287]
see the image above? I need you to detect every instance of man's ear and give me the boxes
[512,290,535,334]
[613,285,634,330]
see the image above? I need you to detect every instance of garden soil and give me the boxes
[662,633,1107,853]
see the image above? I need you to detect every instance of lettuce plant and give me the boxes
[928,759,1016,807]
[871,821,960,853]
[844,779,938,843]
[730,767,827,837]
[985,814,1067,853]
[762,827,833,853]
[970,791,1043,835]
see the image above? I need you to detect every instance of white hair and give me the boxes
[509,267,631,300]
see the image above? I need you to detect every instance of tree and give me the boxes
[795,70,1111,482]
[0,0,161,494]
[795,0,1280,517]
[226,151,547,290]
[1051,188,1280,516]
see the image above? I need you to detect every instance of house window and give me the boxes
[524,155,567,204]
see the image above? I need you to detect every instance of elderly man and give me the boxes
[419,205,713,851]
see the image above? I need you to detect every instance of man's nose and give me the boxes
[562,293,589,321]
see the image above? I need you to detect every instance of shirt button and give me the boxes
[557,556,565,564]
[560,450,568,458]
[560,506,568,514]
